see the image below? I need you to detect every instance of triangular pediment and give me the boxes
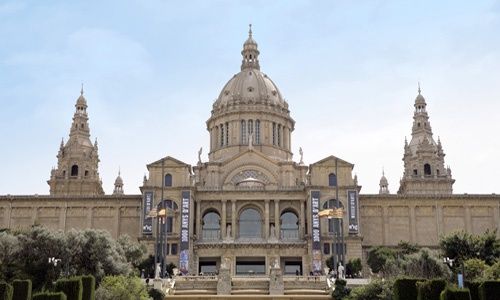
[310,155,354,168]
[147,156,190,169]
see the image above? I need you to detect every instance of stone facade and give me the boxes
[0,28,499,281]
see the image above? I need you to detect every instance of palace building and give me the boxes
[1,28,499,283]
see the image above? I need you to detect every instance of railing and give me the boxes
[201,229,220,240]
[280,229,299,240]
[175,275,218,281]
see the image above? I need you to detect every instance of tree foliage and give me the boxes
[367,246,396,274]
[95,276,148,300]
[0,227,146,291]
[439,230,499,266]
[347,279,393,300]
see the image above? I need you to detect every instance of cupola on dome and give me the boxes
[213,25,287,110]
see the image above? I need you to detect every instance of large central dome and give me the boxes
[207,26,295,162]
[212,26,287,111]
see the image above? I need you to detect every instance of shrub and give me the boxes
[439,287,471,300]
[346,259,362,278]
[95,275,148,300]
[478,280,500,300]
[417,279,447,300]
[55,278,82,300]
[393,278,425,300]
[147,288,164,300]
[332,279,350,300]
[463,259,487,281]
[483,261,500,280]
[12,280,32,300]
[32,292,67,300]
[80,276,95,300]
[347,279,392,300]
[0,282,13,300]
[464,281,481,300]
[367,246,396,273]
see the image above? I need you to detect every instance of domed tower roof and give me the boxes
[113,169,124,195]
[212,25,287,110]
[379,169,390,194]
[207,25,295,163]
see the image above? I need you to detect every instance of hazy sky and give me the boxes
[1,0,499,195]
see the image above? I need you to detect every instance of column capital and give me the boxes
[222,199,228,203]
[265,199,270,204]
[231,199,237,204]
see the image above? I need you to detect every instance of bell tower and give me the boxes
[47,87,104,196]
[398,85,454,195]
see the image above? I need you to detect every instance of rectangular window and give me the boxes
[323,243,330,255]
[166,217,173,233]
[255,120,260,144]
[241,121,246,144]
[171,243,178,255]
[277,125,281,147]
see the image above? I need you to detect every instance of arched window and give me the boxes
[272,122,276,145]
[164,174,172,187]
[248,119,253,138]
[255,120,260,144]
[323,199,344,234]
[241,120,247,144]
[424,163,431,176]
[280,211,299,240]
[159,200,178,234]
[71,165,78,177]
[328,173,337,187]
[277,125,282,146]
[202,211,221,240]
[220,124,224,147]
[239,208,262,238]
[214,126,219,148]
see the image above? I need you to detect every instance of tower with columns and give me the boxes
[398,86,454,195]
[47,88,104,196]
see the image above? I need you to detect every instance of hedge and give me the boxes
[440,287,471,300]
[394,278,425,300]
[32,292,67,300]
[0,282,13,300]
[417,279,447,300]
[479,280,500,300]
[12,280,32,300]
[465,281,481,300]
[80,276,95,300]
[55,278,82,300]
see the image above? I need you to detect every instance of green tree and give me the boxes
[397,241,419,256]
[0,232,20,281]
[483,260,500,280]
[346,259,362,278]
[367,246,396,273]
[439,230,499,267]
[332,279,350,300]
[404,249,450,279]
[463,258,487,281]
[117,235,146,270]
[95,276,148,300]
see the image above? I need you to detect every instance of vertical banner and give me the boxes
[179,190,190,275]
[311,190,321,273]
[142,191,153,235]
[347,190,359,234]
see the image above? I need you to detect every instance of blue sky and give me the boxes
[1,0,499,195]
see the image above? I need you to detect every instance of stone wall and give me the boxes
[0,194,142,239]
[359,194,500,247]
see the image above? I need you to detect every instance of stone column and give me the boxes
[87,207,93,227]
[269,265,284,295]
[300,199,305,238]
[59,205,67,231]
[382,206,389,245]
[274,200,280,239]
[196,199,202,238]
[232,200,237,239]
[409,205,416,243]
[465,205,472,233]
[265,200,270,239]
[115,207,121,238]
[436,203,444,237]
[221,200,227,239]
